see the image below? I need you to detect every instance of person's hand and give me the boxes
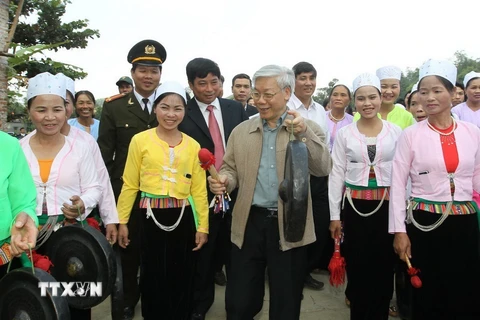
[329,220,342,239]
[208,175,229,195]
[118,224,129,249]
[285,109,307,137]
[10,212,38,256]
[62,195,85,219]
[105,224,118,245]
[394,232,411,262]
[192,232,208,251]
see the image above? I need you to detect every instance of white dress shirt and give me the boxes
[287,94,330,149]
[195,98,226,149]
[133,89,156,114]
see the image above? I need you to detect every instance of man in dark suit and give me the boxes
[98,39,166,320]
[178,58,248,320]
[232,73,258,117]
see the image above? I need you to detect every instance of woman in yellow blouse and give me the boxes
[117,82,208,320]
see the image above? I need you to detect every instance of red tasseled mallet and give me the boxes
[198,148,220,180]
[87,217,101,231]
[198,148,231,214]
[328,236,346,287]
[405,254,422,288]
[32,251,54,273]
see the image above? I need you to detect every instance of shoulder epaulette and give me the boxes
[105,93,127,103]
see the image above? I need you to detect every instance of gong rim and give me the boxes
[45,224,115,309]
[0,267,70,320]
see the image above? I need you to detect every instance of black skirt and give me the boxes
[407,210,480,320]
[343,199,394,320]
[139,206,197,320]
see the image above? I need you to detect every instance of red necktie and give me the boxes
[207,105,225,171]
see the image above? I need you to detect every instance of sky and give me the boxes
[40,0,480,99]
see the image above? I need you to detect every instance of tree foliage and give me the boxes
[5,0,100,124]
[8,0,99,80]
[400,51,480,99]
[313,78,338,105]
[454,51,480,82]
[400,68,419,99]
[94,98,104,120]
[6,98,25,121]
[8,43,67,88]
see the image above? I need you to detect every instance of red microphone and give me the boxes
[198,148,220,180]
[199,148,231,214]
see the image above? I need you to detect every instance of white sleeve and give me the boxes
[78,145,102,220]
[328,127,347,220]
[88,138,119,225]
[388,131,413,233]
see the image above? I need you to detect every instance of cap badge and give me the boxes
[145,45,156,55]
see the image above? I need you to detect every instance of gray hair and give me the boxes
[252,65,295,92]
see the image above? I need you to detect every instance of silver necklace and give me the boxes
[427,118,456,136]
[329,112,345,122]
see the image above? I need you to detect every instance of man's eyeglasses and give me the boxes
[251,90,281,101]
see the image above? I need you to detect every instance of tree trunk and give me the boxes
[0,0,8,131]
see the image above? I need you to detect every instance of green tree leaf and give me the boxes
[5,0,100,128]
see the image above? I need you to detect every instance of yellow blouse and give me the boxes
[117,129,208,233]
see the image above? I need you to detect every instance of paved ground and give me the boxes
[92,271,398,319]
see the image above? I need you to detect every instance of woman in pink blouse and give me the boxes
[452,71,480,126]
[326,83,354,151]
[390,60,480,319]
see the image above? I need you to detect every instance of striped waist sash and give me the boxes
[342,186,389,217]
[410,199,477,215]
[407,198,478,232]
[140,194,190,209]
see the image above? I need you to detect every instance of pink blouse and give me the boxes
[389,120,480,233]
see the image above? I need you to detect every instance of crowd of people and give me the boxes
[1,38,480,320]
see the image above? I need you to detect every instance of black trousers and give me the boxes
[118,196,141,311]
[214,216,231,273]
[139,207,196,320]
[343,199,394,320]
[226,206,307,320]
[407,210,480,320]
[307,175,330,272]
[192,209,232,315]
[113,181,141,312]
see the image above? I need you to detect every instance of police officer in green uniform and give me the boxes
[98,39,166,320]
[116,76,134,94]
